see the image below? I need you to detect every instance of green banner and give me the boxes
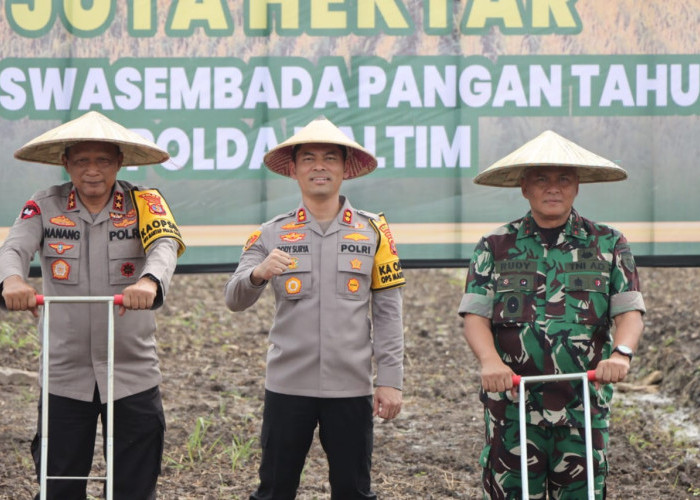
[2,1,699,267]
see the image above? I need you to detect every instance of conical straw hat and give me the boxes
[263,116,377,179]
[14,111,169,166]
[474,130,628,187]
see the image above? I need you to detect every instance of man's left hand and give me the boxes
[594,354,630,387]
[373,386,402,420]
[119,277,158,316]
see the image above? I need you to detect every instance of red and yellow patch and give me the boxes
[50,215,76,227]
[67,191,76,210]
[51,259,71,280]
[285,277,302,295]
[113,191,125,211]
[280,232,306,243]
[288,257,299,270]
[110,209,137,228]
[243,230,261,252]
[48,242,74,255]
[347,278,360,293]
[344,233,369,241]
[343,209,353,224]
[20,201,41,219]
[297,208,307,222]
[138,192,167,215]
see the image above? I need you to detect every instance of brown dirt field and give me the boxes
[1,267,698,499]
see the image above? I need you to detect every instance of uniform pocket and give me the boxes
[272,255,312,300]
[565,273,610,325]
[108,243,146,286]
[337,255,372,300]
[493,272,537,324]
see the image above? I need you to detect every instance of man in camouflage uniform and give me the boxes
[225,116,405,499]
[458,130,645,499]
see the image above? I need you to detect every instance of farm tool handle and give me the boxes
[36,294,120,500]
[513,370,598,500]
[35,293,123,306]
[512,369,597,386]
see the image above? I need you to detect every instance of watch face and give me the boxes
[615,345,633,358]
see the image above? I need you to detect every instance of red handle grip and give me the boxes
[511,370,597,386]
[35,294,123,306]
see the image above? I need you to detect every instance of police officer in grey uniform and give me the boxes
[225,117,405,499]
[0,111,185,500]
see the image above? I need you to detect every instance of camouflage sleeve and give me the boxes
[457,237,495,318]
[609,233,646,317]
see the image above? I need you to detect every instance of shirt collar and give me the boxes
[517,208,587,241]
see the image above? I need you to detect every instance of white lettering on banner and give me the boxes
[1,62,698,113]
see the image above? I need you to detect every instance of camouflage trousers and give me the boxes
[479,411,609,499]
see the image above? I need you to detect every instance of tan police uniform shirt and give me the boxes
[225,197,404,398]
[0,181,179,402]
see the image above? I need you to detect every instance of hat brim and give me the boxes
[263,118,377,179]
[473,130,628,187]
[14,111,169,166]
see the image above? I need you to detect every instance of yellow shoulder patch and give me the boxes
[130,189,186,257]
[370,214,405,290]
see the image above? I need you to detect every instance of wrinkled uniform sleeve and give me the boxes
[609,233,646,317]
[458,237,496,319]
[224,229,268,311]
[371,286,404,390]
[0,199,44,306]
[141,238,179,308]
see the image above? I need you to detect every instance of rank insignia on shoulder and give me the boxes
[113,191,125,211]
[297,208,307,222]
[343,209,353,224]
[67,190,77,210]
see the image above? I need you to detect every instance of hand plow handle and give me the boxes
[511,370,597,386]
[35,294,124,306]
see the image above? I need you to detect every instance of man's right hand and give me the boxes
[250,249,293,285]
[1,275,39,317]
[480,355,517,395]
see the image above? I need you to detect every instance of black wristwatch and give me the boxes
[612,345,634,361]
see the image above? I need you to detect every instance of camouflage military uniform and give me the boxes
[458,208,645,499]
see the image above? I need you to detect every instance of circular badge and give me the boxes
[347,278,360,293]
[285,277,302,295]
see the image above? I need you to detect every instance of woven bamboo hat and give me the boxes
[263,116,377,179]
[14,111,169,166]
[474,130,628,187]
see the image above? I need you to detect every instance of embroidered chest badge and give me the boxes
[281,222,305,230]
[48,242,74,255]
[51,259,71,280]
[347,278,360,293]
[350,258,362,270]
[280,232,306,242]
[121,262,136,277]
[110,209,137,228]
[285,277,302,295]
[49,215,76,227]
[344,233,369,241]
